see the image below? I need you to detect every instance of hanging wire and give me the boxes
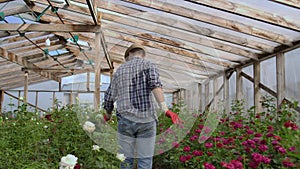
[46,0,94,69]
[2,15,67,68]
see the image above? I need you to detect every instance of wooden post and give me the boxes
[223,73,230,113]
[70,91,73,105]
[110,68,114,83]
[213,78,219,111]
[59,81,62,92]
[205,81,209,110]
[24,71,28,103]
[0,90,3,115]
[52,92,56,109]
[254,61,262,113]
[276,52,286,108]
[198,83,202,113]
[18,90,21,106]
[87,71,90,91]
[94,32,101,111]
[236,68,243,100]
[35,91,38,111]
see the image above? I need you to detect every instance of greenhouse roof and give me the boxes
[0,0,300,90]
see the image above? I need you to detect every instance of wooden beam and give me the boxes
[253,61,262,113]
[213,77,219,110]
[187,0,300,32]
[102,24,254,62]
[1,4,30,16]
[86,0,100,25]
[198,83,202,112]
[4,91,48,112]
[241,71,277,97]
[205,81,209,109]
[0,24,101,32]
[236,67,243,100]
[38,0,270,55]
[271,0,300,9]
[0,46,61,82]
[104,29,235,68]
[24,71,28,103]
[223,73,230,113]
[87,71,90,91]
[276,52,285,108]
[122,0,292,45]
[73,0,277,51]
[0,75,48,90]
[94,32,101,111]
[0,90,3,114]
[107,44,215,77]
[35,91,38,111]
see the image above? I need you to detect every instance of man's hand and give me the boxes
[165,110,181,124]
[104,112,112,122]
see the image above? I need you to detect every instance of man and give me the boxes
[103,43,181,169]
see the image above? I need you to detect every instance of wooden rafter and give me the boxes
[86,0,100,25]
[187,0,300,32]
[74,0,277,52]
[122,0,292,45]
[0,23,101,32]
[0,46,61,82]
[34,0,266,58]
[104,29,236,68]
[270,0,300,9]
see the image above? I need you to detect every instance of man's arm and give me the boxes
[103,77,117,120]
[152,87,168,112]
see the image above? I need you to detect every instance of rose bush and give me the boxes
[0,103,120,168]
[154,97,300,169]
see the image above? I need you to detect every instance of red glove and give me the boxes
[165,110,181,124]
[104,113,111,122]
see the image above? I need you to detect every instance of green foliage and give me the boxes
[0,103,120,168]
[153,99,300,169]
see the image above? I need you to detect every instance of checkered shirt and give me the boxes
[104,57,162,122]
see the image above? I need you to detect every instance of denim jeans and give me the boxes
[117,116,156,169]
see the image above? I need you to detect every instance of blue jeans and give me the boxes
[117,116,156,169]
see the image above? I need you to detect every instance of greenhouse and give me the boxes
[0,0,299,168]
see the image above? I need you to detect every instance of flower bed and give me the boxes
[0,98,299,169]
[0,104,121,168]
[153,99,300,169]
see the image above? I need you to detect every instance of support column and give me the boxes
[94,32,101,111]
[198,83,202,113]
[224,74,230,113]
[24,71,28,103]
[236,68,243,100]
[254,61,262,113]
[276,52,285,108]
[213,78,219,111]
[52,92,56,109]
[0,90,3,115]
[59,81,62,92]
[110,62,114,82]
[69,91,73,105]
[205,81,209,110]
[87,71,90,91]
[35,91,38,111]
[18,90,21,106]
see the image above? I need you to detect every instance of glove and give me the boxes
[104,113,112,122]
[165,110,181,124]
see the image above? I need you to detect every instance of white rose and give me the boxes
[83,121,95,133]
[92,145,100,151]
[60,154,78,169]
[116,153,126,162]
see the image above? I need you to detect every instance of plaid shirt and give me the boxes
[104,57,162,122]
